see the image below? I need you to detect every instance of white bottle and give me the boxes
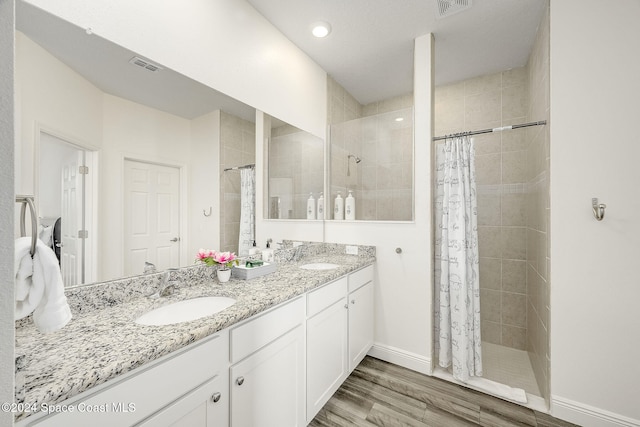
[307,193,316,220]
[345,190,356,220]
[317,193,324,219]
[334,192,344,220]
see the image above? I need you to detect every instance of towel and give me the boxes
[15,237,72,333]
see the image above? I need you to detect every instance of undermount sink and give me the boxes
[135,296,236,326]
[299,263,340,271]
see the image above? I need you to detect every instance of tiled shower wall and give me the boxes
[525,1,550,401]
[219,111,256,253]
[269,123,323,219]
[435,68,530,350]
[328,76,414,220]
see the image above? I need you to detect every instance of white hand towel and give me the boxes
[15,237,72,333]
[15,237,44,319]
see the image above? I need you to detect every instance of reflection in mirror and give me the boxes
[220,112,256,256]
[16,2,256,287]
[329,107,414,221]
[266,116,324,220]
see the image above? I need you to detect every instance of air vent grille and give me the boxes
[436,0,472,19]
[128,56,163,73]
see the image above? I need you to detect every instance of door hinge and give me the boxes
[79,165,89,174]
[78,230,88,239]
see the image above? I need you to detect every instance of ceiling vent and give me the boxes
[435,0,472,19]
[128,56,163,73]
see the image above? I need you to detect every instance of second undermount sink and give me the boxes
[135,296,236,326]
[299,263,340,271]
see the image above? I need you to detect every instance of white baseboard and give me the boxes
[367,343,432,375]
[552,395,640,427]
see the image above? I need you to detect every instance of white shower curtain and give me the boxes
[434,135,482,382]
[238,168,255,257]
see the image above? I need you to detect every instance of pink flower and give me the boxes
[195,249,238,269]
[213,251,235,264]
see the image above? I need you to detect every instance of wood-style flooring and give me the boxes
[310,356,579,427]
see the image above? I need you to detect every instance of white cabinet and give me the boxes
[306,266,374,423]
[29,332,229,427]
[348,280,374,371]
[137,372,228,426]
[306,280,348,419]
[229,297,305,427]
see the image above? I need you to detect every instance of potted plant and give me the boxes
[196,249,239,283]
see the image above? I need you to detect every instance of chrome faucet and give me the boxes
[148,268,179,299]
[292,245,305,262]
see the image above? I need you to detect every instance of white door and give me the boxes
[60,151,84,286]
[230,326,305,427]
[348,281,374,371]
[306,297,348,422]
[124,160,181,276]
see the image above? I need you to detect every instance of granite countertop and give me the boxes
[14,247,374,422]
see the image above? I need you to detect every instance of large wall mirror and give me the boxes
[264,114,325,220]
[16,1,257,287]
[328,106,414,221]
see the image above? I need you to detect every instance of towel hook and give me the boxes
[203,207,212,217]
[592,198,606,221]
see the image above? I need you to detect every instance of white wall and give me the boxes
[189,111,221,257]
[323,35,434,372]
[100,94,192,279]
[15,32,103,196]
[0,1,15,426]
[550,1,640,425]
[24,0,327,139]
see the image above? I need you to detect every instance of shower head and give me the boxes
[347,154,361,176]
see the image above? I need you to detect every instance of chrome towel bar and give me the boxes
[16,195,37,257]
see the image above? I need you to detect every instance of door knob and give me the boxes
[170,237,180,242]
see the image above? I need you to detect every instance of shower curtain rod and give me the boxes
[223,163,255,172]
[432,120,547,141]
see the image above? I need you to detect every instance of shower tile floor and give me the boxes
[482,341,541,396]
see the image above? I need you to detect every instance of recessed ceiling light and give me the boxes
[395,117,404,122]
[311,22,331,38]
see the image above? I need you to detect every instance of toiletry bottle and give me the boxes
[249,240,261,257]
[334,191,344,220]
[345,190,356,220]
[317,192,324,219]
[261,239,275,263]
[307,193,316,220]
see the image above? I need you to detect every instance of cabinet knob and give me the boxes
[351,299,356,304]
[344,304,349,309]
[211,392,221,403]
[236,376,245,386]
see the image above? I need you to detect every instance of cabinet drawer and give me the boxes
[230,296,304,363]
[307,277,347,317]
[348,265,373,293]
[32,332,228,427]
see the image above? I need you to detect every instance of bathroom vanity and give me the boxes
[14,244,375,426]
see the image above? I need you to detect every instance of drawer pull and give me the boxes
[211,392,221,403]
[236,376,245,386]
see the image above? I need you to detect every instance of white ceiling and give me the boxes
[17,0,546,119]
[247,0,547,105]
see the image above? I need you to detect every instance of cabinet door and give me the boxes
[348,281,374,371]
[230,325,304,427]
[306,297,348,422]
[137,372,228,427]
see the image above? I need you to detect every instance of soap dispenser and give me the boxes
[307,193,316,220]
[345,190,356,220]
[317,192,324,219]
[334,191,344,220]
